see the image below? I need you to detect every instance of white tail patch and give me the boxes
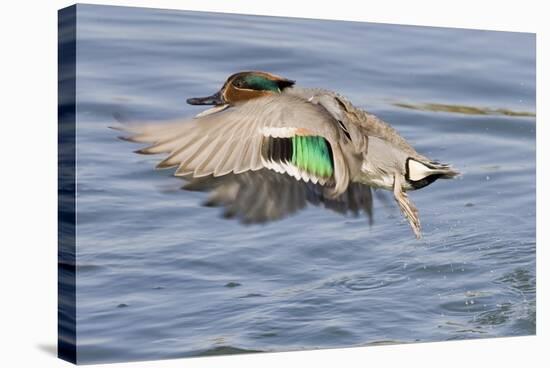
[407,159,435,181]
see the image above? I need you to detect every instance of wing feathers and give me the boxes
[119,94,351,194]
[182,169,373,224]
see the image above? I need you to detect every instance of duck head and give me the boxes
[187,71,295,115]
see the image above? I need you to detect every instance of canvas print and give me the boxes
[58,4,536,364]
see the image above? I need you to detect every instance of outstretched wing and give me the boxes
[182,169,373,224]
[117,94,351,196]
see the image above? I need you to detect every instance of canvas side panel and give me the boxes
[58,4,77,364]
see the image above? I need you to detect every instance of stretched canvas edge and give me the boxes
[58,4,77,364]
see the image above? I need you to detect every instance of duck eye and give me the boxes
[232,78,246,88]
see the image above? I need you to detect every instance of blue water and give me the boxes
[72,4,536,364]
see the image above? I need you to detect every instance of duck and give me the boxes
[118,71,459,239]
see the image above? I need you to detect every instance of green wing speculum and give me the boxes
[292,136,334,177]
[261,135,334,183]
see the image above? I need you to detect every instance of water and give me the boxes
[71,4,536,364]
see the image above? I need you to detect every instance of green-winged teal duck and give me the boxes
[118,71,459,238]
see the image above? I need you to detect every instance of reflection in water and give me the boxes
[393,102,536,117]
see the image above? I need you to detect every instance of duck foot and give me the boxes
[393,174,422,239]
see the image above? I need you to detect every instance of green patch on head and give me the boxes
[243,75,281,92]
[291,136,334,178]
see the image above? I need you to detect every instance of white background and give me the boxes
[0,0,546,366]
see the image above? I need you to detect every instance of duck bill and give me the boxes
[186,91,224,105]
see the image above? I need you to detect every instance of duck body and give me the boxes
[118,71,459,239]
[283,86,456,191]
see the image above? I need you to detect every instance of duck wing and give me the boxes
[285,87,422,158]
[182,169,373,224]
[117,94,354,196]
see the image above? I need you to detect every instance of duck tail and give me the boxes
[424,161,460,179]
[406,158,460,182]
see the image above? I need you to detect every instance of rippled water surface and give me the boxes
[72,4,536,364]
